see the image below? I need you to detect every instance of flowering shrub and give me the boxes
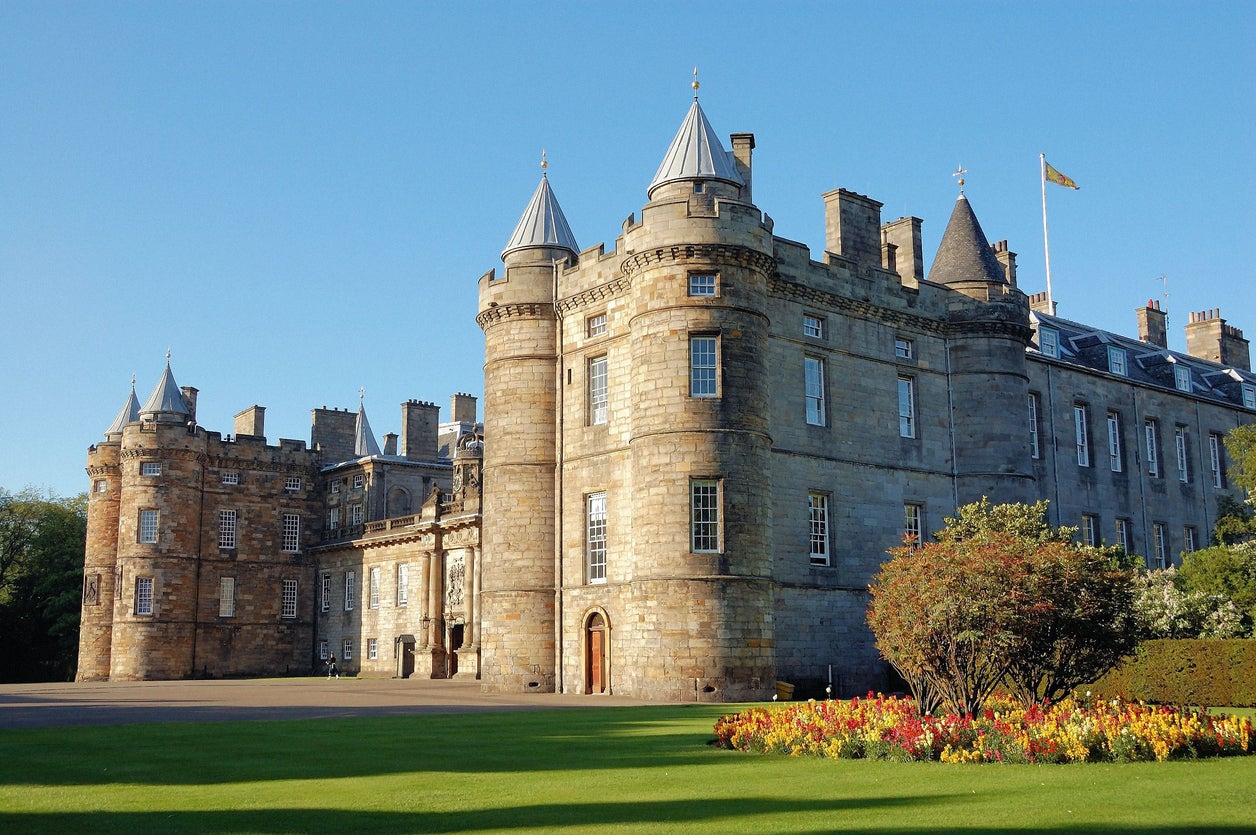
[712,693,1254,764]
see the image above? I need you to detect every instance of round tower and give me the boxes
[616,95,777,701]
[78,383,139,680]
[927,192,1035,503]
[476,169,577,692]
[110,362,206,680]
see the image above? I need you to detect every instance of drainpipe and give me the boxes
[552,258,565,694]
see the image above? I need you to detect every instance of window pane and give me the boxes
[804,357,825,426]
[587,492,607,582]
[283,514,301,552]
[898,377,915,438]
[690,337,717,397]
[136,577,153,616]
[808,493,829,565]
[219,510,237,549]
[691,480,720,552]
[282,580,298,618]
[139,509,158,544]
[219,576,236,618]
[688,274,716,296]
[589,356,608,425]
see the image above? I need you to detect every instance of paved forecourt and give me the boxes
[0,677,651,729]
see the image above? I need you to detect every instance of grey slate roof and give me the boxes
[649,98,744,195]
[354,405,382,458]
[1031,310,1256,410]
[104,385,140,438]
[500,174,579,260]
[140,362,189,419]
[926,194,1008,286]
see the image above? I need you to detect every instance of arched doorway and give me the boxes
[584,611,608,694]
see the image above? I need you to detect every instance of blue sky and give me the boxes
[2,1,1253,498]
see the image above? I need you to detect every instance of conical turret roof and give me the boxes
[926,194,1008,286]
[354,404,382,458]
[500,173,579,261]
[139,360,190,420]
[104,383,141,438]
[649,98,744,196]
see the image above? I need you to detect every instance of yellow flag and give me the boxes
[1045,161,1079,189]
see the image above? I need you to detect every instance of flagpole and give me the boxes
[1040,153,1054,314]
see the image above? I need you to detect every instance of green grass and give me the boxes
[2,704,1254,833]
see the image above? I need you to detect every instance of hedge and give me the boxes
[1091,639,1256,707]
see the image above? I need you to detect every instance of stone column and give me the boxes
[468,546,480,647]
[427,551,443,648]
[417,552,431,648]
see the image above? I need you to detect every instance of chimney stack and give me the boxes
[881,217,924,283]
[234,405,266,438]
[1137,300,1168,348]
[1185,308,1250,371]
[730,133,754,204]
[402,400,440,461]
[823,188,884,271]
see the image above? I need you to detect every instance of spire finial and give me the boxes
[953,164,967,195]
[692,66,700,99]
[165,347,172,364]
[359,386,365,405]
[541,148,548,175]
[130,373,136,390]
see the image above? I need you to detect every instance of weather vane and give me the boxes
[953,164,967,195]
[692,66,699,98]
[359,386,365,404]
[541,148,547,172]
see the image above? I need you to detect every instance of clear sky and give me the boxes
[2,1,1253,498]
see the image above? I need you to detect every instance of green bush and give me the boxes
[1092,639,1256,707]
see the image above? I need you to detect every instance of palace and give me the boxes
[80,91,1256,700]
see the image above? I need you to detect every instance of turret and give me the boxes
[77,383,138,680]
[927,192,1034,503]
[476,159,577,692]
[112,360,205,679]
[616,93,776,700]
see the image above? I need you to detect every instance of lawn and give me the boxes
[2,704,1254,833]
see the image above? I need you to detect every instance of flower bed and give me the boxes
[713,693,1254,763]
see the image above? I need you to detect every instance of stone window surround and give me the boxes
[687,272,717,297]
[689,334,719,398]
[803,313,825,339]
[804,356,826,426]
[138,508,158,544]
[281,579,298,619]
[586,491,607,583]
[690,478,721,554]
[898,376,916,439]
[218,509,237,550]
[808,492,830,566]
[135,576,154,616]
[588,355,608,426]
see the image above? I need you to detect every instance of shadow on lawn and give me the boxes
[2,802,1252,835]
[0,707,735,786]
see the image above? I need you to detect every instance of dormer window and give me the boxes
[1243,384,1256,410]
[1174,365,1191,393]
[1107,346,1127,376]
[1038,327,1059,358]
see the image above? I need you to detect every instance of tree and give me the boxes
[0,489,87,682]
[1177,544,1256,633]
[867,499,1139,716]
[1131,566,1247,639]
[1224,424,1256,501]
